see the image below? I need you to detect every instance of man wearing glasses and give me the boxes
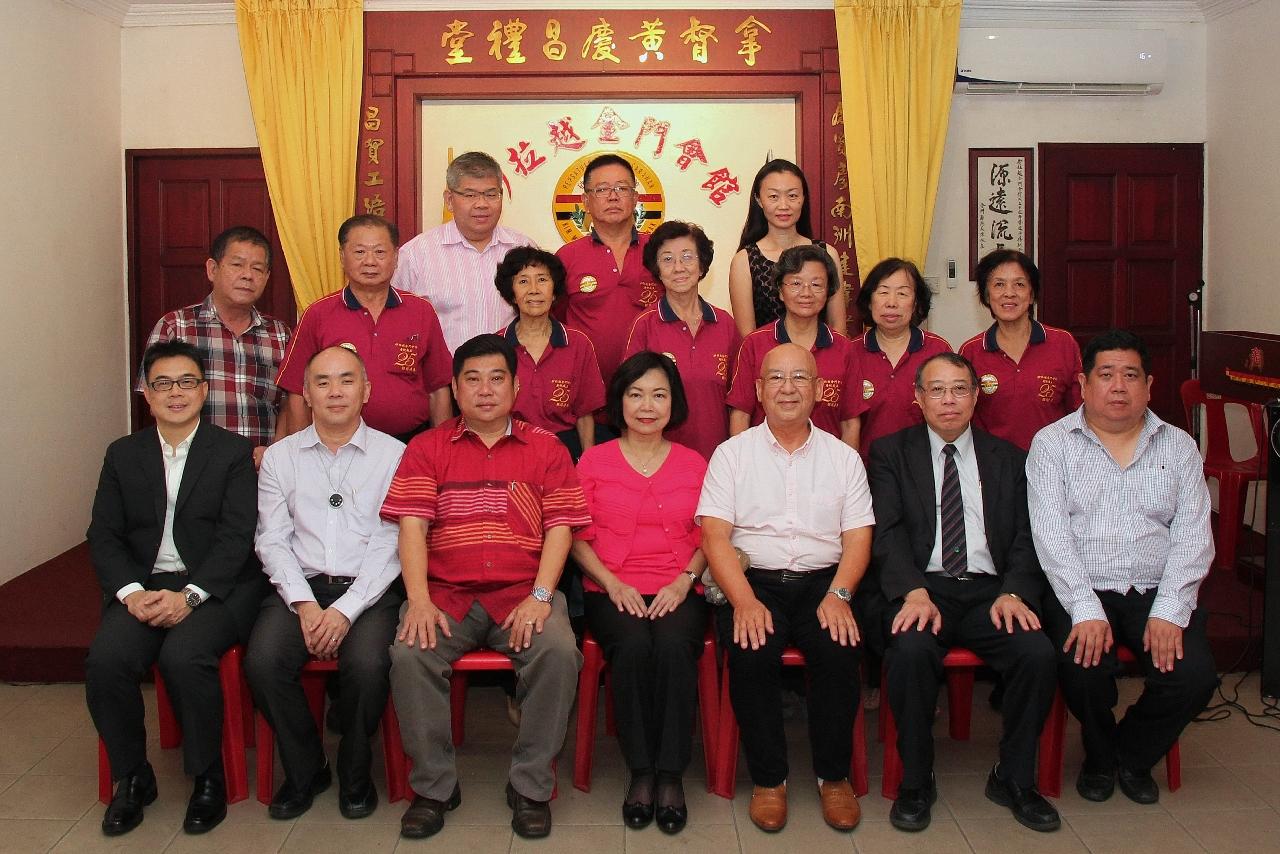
[868,352,1059,833]
[556,153,661,385]
[392,151,534,354]
[87,340,263,838]
[698,343,875,834]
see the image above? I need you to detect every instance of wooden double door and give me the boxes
[1038,143,1203,428]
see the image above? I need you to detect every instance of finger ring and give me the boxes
[525,620,535,625]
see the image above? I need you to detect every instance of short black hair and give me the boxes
[583,153,635,188]
[494,247,567,308]
[642,220,714,283]
[452,333,517,378]
[606,351,689,433]
[772,244,840,298]
[1082,328,1151,376]
[338,214,399,248]
[973,249,1040,314]
[142,339,206,381]
[855,257,933,327]
[914,351,978,389]
[211,226,272,269]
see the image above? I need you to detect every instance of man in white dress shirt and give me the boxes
[245,344,406,821]
[697,342,875,834]
[392,151,535,352]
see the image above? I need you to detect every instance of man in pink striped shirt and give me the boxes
[392,152,535,353]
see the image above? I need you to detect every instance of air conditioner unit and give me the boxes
[956,28,1167,95]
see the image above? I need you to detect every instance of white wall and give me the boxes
[924,21,1208,350]
[0,1,123,584]
[122,24,257,148]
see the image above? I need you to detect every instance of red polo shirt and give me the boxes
[624,297,742,460]
[555,228,661,383]
[501,318,606,434]
[276,286,452,437]
[726,319,866,439]
[958,320,1083,451]
[380,417,591,623]
[855,326,952,456]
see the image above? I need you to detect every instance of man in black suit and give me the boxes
[868,352,1058,833]
[86,340,262,837]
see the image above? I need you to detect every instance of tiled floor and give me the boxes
[2,673,1279,852]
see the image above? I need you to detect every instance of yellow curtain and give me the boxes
[236,0,363,310]
[835,0,961,274]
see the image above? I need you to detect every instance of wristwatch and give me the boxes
[183,586,203,609]
[530,586,553,604]
[827,587,852,603]
[683,570,700,585]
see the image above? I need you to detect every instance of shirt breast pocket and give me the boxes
[1137,467,1178,522]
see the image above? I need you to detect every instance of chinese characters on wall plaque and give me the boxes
[969,148,1033,279]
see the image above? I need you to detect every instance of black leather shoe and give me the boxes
[985,766,1060,832]
[655,775,687,835]
[183,774,227,834]
[339,777,378,820]
[399,784,461,839]
[506,781,552,839]
[622,799,654,829]
[622,771,655,829]
[1075,765,1116,802]
[268,762,332,820]
[1118,766,1160,804]
[889,777,937,832]
[101,762,157,836]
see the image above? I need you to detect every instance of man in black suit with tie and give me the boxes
[86,340,263,837]
[868,352,1059,833]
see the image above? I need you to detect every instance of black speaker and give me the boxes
[1262,402,1280,699]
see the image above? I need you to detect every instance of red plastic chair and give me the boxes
[253,657,411,804]
[98,644,252,804]
[1038,644,1181,797]
[1180,378,1267,571]
[879,647,1060,799]
[447,649,558,799]
[572,628,720,793]
[712,646,868,799]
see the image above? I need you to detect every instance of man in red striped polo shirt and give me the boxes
[381,334,590,842]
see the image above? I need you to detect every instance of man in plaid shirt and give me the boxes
[140,226,292,466]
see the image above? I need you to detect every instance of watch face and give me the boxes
[185,591,200,608]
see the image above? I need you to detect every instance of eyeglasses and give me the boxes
[452,189,502,202]
[763,371,816,387]
[585,184,636,198]
[658,252,697,268]
[782,279,827,293]
[919,384,974,399]
[148,375,205,392]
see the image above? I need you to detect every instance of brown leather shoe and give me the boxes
[818,779,861,831]
[749,783,787,832]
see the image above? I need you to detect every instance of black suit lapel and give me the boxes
[905,426,937,545]
[139,429,167,525]
[175,422,213,513]
[973,432,1003,568]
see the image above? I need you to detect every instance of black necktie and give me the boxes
[941,444,968,578]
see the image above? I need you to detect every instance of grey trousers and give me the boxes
[389,594,581,802]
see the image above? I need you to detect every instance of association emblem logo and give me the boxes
[980,373,999,395]
[862,379,875,400]
[552,150,665,243]
[578,275,598,294]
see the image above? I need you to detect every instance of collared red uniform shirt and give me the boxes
[958,320,1083,451]
[380,417,591,623]
[275,286,452,437]
[140,296,291,446]
[255,420,405,623]
[502,318,605,433]
[624,296,742,460]
[1026,407,1214,628]
[853,326,952,456]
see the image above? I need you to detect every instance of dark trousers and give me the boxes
[1043,587,1218,774]
[714,569,861,787]
[86,573,239,781]
[243,579,403,788]
[584,591,707,775]
[884,574,1057,788]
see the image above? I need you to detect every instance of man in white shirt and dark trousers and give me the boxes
[869,353,1059,833]
[698,343,875,834]
[245,344,406,820]
[1028,328,1218,805]
[87,340,262,837]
